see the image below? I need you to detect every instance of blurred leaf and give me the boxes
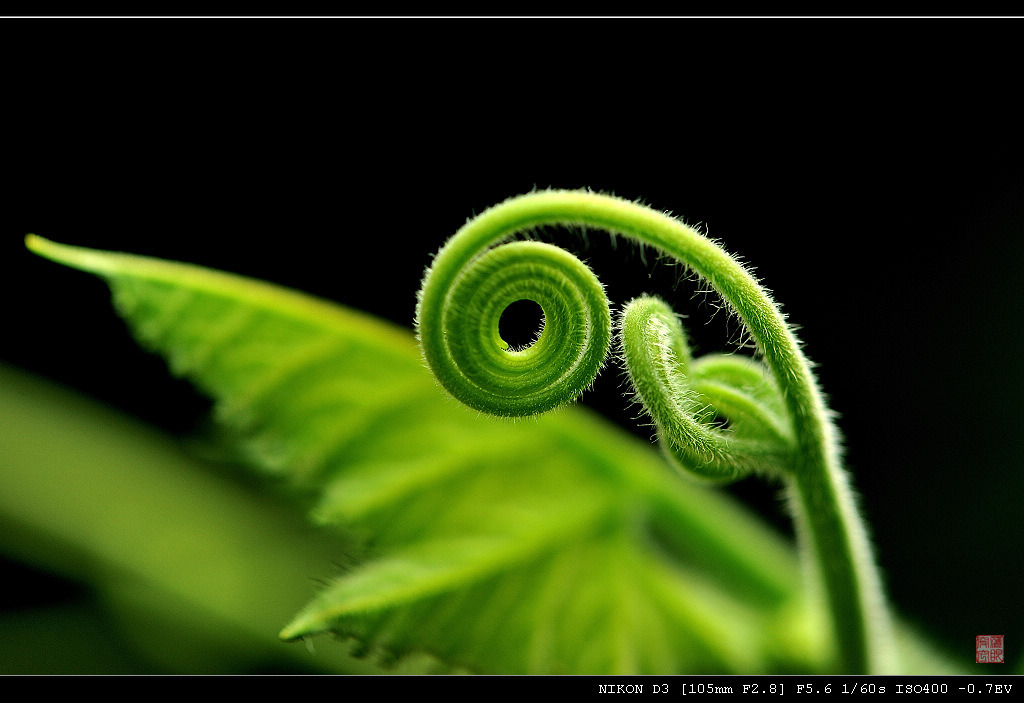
[0,362,375,673]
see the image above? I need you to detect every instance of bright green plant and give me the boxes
[18,191,964,674]
[415,191,889,673]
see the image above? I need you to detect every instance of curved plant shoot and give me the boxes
[415,190,894,674]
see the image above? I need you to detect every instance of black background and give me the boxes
[2,18,1022,671]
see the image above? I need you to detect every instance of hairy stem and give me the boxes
[417,190,893,673]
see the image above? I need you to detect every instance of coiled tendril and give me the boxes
[415,192,793,482]
[420,239,611,416]
[416,190,894,674]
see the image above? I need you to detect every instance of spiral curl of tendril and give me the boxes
[418,239,610,417]
[415,190,895,674]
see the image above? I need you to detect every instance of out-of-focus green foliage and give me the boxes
[0,362,386,673]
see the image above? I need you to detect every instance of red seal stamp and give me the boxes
[976,635,1005,663]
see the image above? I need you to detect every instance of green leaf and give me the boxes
[26,235,832,673]
[0,362,378,673]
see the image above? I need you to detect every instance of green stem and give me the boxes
[417,190,894,673]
